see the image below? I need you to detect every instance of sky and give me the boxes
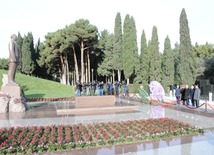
[0,0,214,58]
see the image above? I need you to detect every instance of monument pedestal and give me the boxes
[1,83,22,98]
[0,83,27,113]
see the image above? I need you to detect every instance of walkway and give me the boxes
[0,96,214,155]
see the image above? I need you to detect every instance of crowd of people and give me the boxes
[74,81,129,97]
[175,84,201,107]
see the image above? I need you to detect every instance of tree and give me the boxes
[21,32,36,75]
[0,58,8,70]
[39,30,70,84]
[64,24,79,82]
[123,14,138,84]
[173,42,180,83]
[97,30,114,81]
[72,19,98,83]
[162,36,174,91]
[135,30,150,85]
[113,12,123,82]
[177,8,197,85]
[16,32,23,72]
[149,26,162,82]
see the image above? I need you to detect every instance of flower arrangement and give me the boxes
[0,93,11,102]
[0,93,11,113]
[0,118,203,154]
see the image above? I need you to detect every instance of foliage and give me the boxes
[16,32,23,72]
[123,15,138,83]
[135,30,150,86]
[161,36,174,91]
[21,32,36,75]
[97,31,114,78]
[113,12,123,81]
[72,19,98,83]
[0,118,203,154]
[177,8,197,85]
[149,26,162,82]
[0,58,8,70]
[193,42,214,58]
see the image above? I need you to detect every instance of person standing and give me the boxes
[82,82,87,96]
[92,81,96,96]
[88,81,93,96]
[194,85,201,108]
[190,85,195,107]
[184,85,191,106]
[175,85,181,104]
[8,34,20,84]
[75,81,82,96]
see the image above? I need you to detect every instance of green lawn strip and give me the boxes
[0,70,75,98]
[0,118,203,154]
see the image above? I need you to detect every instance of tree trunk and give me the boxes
[72,46,79,81]
[127,78,129,85]
[118,69,121,82]
[65,53,70,85]
[81,40,84,83]
[112,70,115,83]
[87,50,90,83]
[59,54,66,84]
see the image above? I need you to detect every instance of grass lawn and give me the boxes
[0,70,75,98]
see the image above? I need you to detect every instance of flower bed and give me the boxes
[0,118,203,154]
[26,97,75,102]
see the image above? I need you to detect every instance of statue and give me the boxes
[8,34,20,84]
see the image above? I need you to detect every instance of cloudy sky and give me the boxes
[0,0,213,58]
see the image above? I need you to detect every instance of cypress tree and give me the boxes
[149,26,162,82]
[162,35,174,91]
[113,12,123,82]
[21,33,35,75]
[135,30,150,85]
[177,8,197,85]
[123,15,138,84]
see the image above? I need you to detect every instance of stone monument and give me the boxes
[0,34,27,113]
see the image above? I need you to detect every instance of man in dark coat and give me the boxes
[184,85,191,106]
[194,85,201,108]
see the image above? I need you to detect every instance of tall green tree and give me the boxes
[21,32,36,75]
[39,30,70,84]
[149,26,162,82]
[33,38,43,77]
[113,12,123,82]
[64,24,79,82]
[16,32,23,72]
[173,42,180,83]
[123,14,138,84]
[177,8,197,85]
[72,19,98,83]
[162,36,174,91]
[135,30,150,85]
[97,31,114,81]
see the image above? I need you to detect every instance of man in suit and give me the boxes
[194,85,201,108]
[8,34,20,84]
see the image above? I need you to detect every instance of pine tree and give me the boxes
[177,8,197,85]
[149,26,162,82]
[162,36,174,91]
[113,12,123,82]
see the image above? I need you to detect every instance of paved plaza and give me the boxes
[0,97,214,155]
